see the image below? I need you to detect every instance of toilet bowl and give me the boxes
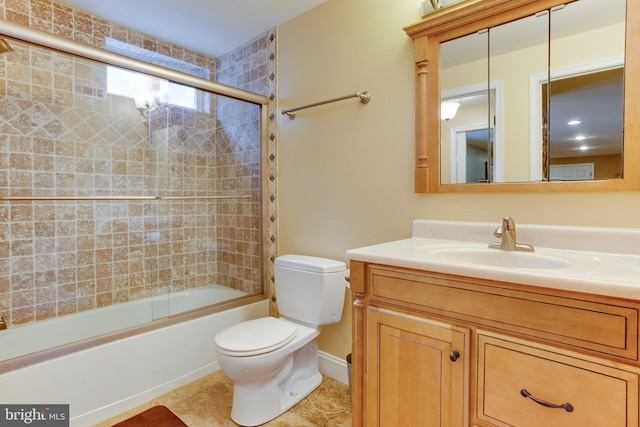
[216,318,321,426]
[214,255,347,426]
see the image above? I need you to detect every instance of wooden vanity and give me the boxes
[349,261,640,426]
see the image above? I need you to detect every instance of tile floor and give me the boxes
[95,370,352,426]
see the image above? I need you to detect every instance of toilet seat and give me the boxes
[215,317,297,356]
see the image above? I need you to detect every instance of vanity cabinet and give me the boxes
[366,308,469,426]
[349,261,640,426]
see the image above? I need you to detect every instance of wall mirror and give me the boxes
[404,0,639,193]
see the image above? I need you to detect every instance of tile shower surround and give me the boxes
[0,0,277,329]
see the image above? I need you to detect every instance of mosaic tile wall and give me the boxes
[0,0,277,327]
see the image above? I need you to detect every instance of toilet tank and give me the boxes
[274,255,347,327]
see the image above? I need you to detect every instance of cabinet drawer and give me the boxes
[476,333,640,427]
[368,266,640,361]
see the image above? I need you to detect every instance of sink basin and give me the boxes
[347,220,640,299]
[426,247,570,269]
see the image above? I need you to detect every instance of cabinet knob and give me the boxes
[449,350,460,362]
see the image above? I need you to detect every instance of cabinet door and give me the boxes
[477,332,640,427]
[366,307,469,427]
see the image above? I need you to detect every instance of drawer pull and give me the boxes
[520,389,574,412]
[449,351,460,362]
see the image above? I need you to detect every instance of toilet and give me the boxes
[214,254,347,426]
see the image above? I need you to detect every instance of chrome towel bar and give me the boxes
[281,91,371,119]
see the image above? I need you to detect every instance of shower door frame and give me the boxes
[0,19,272,372]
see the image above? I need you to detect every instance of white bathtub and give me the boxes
[0,285,248,362]
[0,288,268,426]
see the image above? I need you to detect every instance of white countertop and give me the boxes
[346,220,640,300]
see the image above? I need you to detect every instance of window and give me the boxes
[105,37,210,112]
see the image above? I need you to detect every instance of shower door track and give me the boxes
[0,19,267,106]
[0,195,250,201]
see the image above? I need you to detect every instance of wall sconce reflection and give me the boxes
[135,96,156,119]
[441,99,460,121]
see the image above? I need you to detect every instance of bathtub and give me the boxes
[0,288,268,426]
[0,285,248,362]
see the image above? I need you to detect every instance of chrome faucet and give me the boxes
[0,315,7,330]
[489,216,534,252]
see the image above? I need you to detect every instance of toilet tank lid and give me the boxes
[275,255,346,273]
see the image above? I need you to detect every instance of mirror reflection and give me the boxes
[440,0,626,185]
[545,1,625,181]
[440,30,490,184]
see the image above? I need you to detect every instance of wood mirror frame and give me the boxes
[404,0,640,193]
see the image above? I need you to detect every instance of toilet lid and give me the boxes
[215,317,297,356]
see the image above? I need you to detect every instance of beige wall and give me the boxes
[278,0,640,361]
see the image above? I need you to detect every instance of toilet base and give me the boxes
[230,341,322,426]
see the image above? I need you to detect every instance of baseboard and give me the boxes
[318,350,350,386]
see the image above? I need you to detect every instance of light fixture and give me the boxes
[579,145,589,151]
[441,100,461,121]
[574,135,586,141]
[421,0,465,15]
[568,120,581,126]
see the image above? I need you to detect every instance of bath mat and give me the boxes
[112,405,188,427]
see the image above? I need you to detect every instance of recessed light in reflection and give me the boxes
[579,145,589,151]
[574,135,586,141]
[568,120,581,125]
